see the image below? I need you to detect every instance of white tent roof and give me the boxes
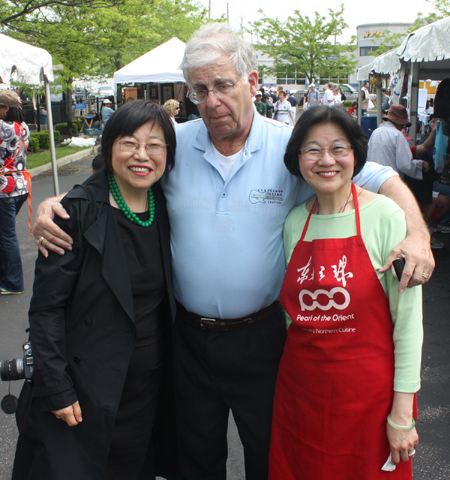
[0,33,54,85]
[357,49,401,81]
[357,16,450,81]
[397,16,450,62]
[114,37,186,84]
[396,16,450,80]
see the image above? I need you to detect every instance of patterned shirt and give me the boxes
[0,121,30,197]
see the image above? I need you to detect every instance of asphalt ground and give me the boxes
[0,156,449,479]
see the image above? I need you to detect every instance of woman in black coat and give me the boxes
[13,100,178,480]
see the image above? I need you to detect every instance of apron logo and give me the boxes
[299,287,350,311]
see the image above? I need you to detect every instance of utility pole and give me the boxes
[227,2,229,23]
[208,0,211,19]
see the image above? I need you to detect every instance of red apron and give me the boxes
[269,184,414,480]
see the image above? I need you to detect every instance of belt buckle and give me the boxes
[200,317,217,330]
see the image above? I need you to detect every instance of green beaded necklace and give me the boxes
[108,173,155,227]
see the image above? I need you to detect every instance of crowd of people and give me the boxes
[3,20,448,480]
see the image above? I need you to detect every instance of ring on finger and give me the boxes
[408,449,416,457]
[422,272,430,280]
[38,236,45,245]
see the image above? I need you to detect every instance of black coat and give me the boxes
[13,169,178,480]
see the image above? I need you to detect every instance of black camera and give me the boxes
[0,342,34,382]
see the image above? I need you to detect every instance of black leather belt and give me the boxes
[177,301,281,333]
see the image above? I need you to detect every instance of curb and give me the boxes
[28,145,101,177]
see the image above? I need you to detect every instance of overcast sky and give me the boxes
[198,0,437,42]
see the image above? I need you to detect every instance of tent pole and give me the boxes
[376,86,382,128]
[357,81,362,125]
[44,74,59,195]
[409,62,420,145]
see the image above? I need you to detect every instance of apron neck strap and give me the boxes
[300,183,361,242]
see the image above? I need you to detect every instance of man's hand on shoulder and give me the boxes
[380,232,434,293]
[33,194,73,257]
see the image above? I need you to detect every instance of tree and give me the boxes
[368,0,449,58]
[0,0,121,33]
[250,5,357,86]
[4,0,207,133]
[412,0,449,28]
[368,30,406,57]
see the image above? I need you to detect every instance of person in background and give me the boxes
[362,80,370,97]
[0,90,30,295]
[101,99,115,127]
[307,84,320,109]
[323,82,335,107]
[333,86,342,105]
[382,88,391,112]
[163,99,180,126]
[367,105,428,181]
[254,91,267,117]
[426,98,434,115]
[13,100,179,480]
[269,87,278,103]
[270,106,422,480]
[287,91,298,121]
[361,90,369,116]
[274,90,295,126]
[348,101,358,117]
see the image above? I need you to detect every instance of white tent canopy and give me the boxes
[0,34,59,194]
[114,38,186,85]
[355,16,450,135]
[0,33,54,85]
[357,49,401,81]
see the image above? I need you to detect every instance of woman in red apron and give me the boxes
[269,106,422,480]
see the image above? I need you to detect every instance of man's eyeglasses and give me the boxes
[300,144,353,160]
[119,141,168,155]
[188,79,241,105]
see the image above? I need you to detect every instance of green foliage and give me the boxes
[250,5,357,85]
[34,130,61,149]
[3,0,208,129]
[35,131,50,149]
[54,121,80,135]
[28,135,40,152]
[343,101,353,109]
[369,30,406,57]
[412,0,449,29]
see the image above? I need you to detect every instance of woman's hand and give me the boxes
[387,424,419,465]
[52,401,82,427]
[33,194,72,257]
[387,391,418,464]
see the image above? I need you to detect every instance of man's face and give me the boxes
[188,56,258,143]
[255,95,262,103]
[364,82,369,89]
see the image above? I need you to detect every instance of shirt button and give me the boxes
[85,318,93,327]
[222,193,226,197]
[74,356,81,364]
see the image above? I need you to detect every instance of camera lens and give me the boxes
[0,359,24,381]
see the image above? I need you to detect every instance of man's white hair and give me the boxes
[181,23,258,87]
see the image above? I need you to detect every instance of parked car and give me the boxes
[339,84,358,103]
[98,86,115,97]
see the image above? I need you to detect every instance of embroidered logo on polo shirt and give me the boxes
[249,189,284,205]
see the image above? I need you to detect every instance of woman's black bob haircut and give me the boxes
[284,105,368,180]
[101,100,176,174]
